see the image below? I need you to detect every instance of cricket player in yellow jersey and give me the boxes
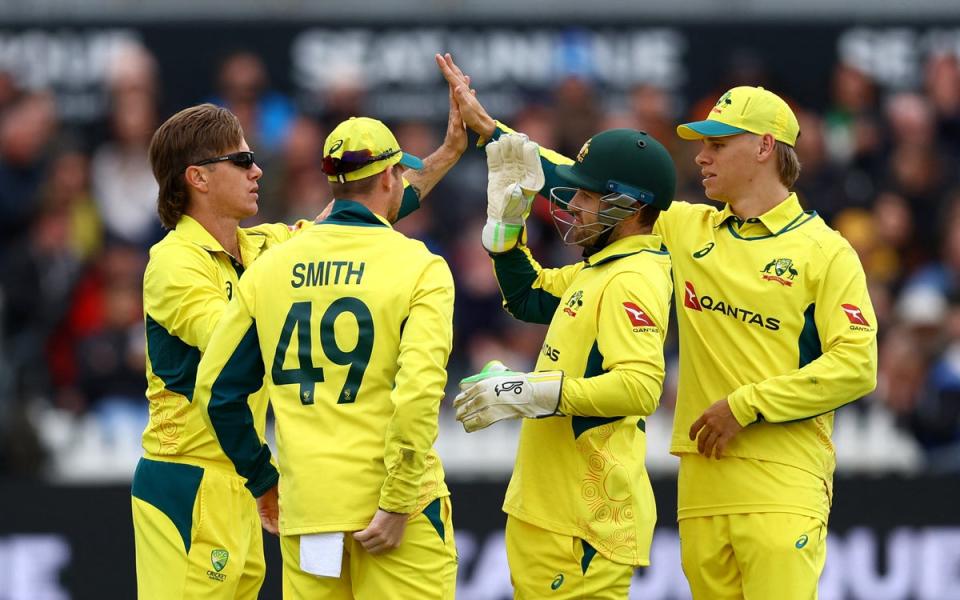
[438,52,878,597]
[135,100,465,599]
[663,86,877,600]
[453,129,676,599]
[193,116,458,599]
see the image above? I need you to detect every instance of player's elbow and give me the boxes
[854,359,878,399]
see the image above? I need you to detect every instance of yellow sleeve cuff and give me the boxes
[727,387,760,427]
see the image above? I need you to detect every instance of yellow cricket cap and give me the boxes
[322,116,423,183]
[677,86,800,147]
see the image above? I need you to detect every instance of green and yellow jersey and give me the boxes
[655,198,877,521]
[142,215,305,470]
[141,188,421,472]
[492,119,878,523]
[193,200,453,535]
[491,234,672,566]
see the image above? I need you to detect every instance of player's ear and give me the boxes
[757,133,777,162]
[381,164,401,191]
[184,165,209,193]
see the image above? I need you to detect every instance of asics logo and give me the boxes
[494,381,524,396]
[551,574,565,590]
[693,242,715,258]
[795,534,809,549]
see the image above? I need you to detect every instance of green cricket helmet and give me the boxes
[550,128,676,248]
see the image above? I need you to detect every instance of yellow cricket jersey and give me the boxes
[488,122,877,524]
[193,200,453,535]
[654,197,877,521]
[142,215,304,470]
[491,234,673,566]
[141,188,421,472]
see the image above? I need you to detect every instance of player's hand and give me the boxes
[482,134,545,253]
[455,360,563,432]
[435,53,496,139]
[441,78,468,157]
[256,485,280,535]
[689,398,744,459]
[353,509,408,555]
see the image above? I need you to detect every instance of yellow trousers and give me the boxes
[679,513,827,600]
[505,516,634,599]
[280,496,457,599]
[132,458,265,599]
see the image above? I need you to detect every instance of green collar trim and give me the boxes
[726,211,817,240]
[321,199,391,228]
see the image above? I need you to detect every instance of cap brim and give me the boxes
[554,164,604,193]
[398,152,423,170]
[677,120,748,140]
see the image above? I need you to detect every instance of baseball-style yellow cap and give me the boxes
[322,116,423,183]
[677,86,800,147]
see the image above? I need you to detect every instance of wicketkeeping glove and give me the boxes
[482,134,545,254]
[454,360,563,433]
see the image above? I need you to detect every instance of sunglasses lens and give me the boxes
[233,152,255,169]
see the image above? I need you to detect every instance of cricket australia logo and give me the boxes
[712,91,734,114]
[563,290,584,317]
[207,548,229,582]
[577,140,591,163]
[761,257,799,286]
[494,381,524,396]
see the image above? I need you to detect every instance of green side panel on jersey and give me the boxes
[131,458,203,554]
[422,497,445,542]
[572,341,623,438]
[145,314,201,401]
[798,303,822,368]
[492,247,561,325]
[580,539,598,575]
[208,321,279,497]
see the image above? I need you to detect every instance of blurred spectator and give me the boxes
[91,43,162,247]
[552,76,603,158]
[925,52,960,157]
[0,93,57,252]
[211,51,296,155]
[316,63,368,133]
[41,150,103,262]
[71,246,147,436]
[794,110,847,222]
[257,115,329,224]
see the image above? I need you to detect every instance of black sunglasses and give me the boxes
[321,148,399,176]
[193,151,256,170]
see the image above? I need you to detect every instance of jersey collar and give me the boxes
[175,214,266,261]
[585,233,667,268]
[714,192,805,234]
[175,214,227,253]
[322,199,392,228]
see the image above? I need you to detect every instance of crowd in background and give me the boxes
[1,39,959,478]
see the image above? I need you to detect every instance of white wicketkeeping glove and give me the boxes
[482,134,546,253]
[454,360,563,433]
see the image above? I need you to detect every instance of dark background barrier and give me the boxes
[2,23,959,125]
[2,476,958,600]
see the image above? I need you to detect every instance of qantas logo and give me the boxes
[623,302,656,328]
[841,304,870,326]
[684,281,702,311]
[682,281,781,331]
